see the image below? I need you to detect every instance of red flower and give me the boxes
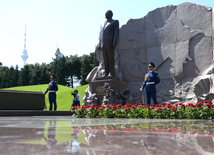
[178,103,182,105]
[166,104,171,108]
[205,104,211,107]
[157,107,162,110]
[145,105,150,108]
[161,103,165,106]
[141,103,144,105]
[175,104,178,107]
[171,106,177,110]
[71,106,77,110]
[116,105,121,108]
[135,103,140,106]
[91,104,96,108]
[131,105,136,108]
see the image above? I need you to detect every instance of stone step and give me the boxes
[0,110,74,116]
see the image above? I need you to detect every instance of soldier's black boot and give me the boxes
[54,106,57,111]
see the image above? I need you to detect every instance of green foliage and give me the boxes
[51,48,68,85]
[0,48,95,89]
[71,102,214,119]
[3,84,89,111]
[93,50,99,68]
[66,54,82,88]
[80,52,96,85]
[0,65,19,88]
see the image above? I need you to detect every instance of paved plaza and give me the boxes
[0,117,213,155]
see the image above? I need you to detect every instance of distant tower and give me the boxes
[21,25,28,66]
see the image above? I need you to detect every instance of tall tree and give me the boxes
[19,65,30,86]
[67,55,82,88]
[52,48,68,85]
[80,53,95,85]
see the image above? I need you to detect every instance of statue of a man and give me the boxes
[97,10,119,77]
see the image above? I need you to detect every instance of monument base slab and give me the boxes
[91,78,126,104]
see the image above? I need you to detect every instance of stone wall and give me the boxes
[84,2,214,105]
[115,2,214,104]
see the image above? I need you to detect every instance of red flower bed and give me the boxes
[71,101,214,119]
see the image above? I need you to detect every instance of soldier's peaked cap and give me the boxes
[148,62,155,67]
[51,74,56,79]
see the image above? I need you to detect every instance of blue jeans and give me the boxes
[49,92,57,111]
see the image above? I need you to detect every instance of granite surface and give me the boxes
[0,117,213,155]
[84,2,214,105]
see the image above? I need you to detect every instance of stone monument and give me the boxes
[84,2,214,105]
[83,10,127,105]
[0,90,44,110]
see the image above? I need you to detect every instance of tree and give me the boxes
[93,51,99,68]
[40,63,50,84]
[52,48,68,85]
[19,65,30,86]
[80,53,95,85]
[66,55,82,88]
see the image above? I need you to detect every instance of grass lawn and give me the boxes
[2,84,88,111]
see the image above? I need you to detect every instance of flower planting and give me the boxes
[71,101,214,119]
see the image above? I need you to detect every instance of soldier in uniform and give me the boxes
[142,62,160,105]
[44,74,58,111]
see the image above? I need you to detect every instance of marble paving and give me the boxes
[0,117,213,155]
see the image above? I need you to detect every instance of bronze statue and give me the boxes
[97,10,119,77]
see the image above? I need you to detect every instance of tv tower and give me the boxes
[21,25,28,66]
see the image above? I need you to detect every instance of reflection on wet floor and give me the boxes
[0,117,213,155]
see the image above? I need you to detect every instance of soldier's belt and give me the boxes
[49,90,56,92]
[146,82,155,85]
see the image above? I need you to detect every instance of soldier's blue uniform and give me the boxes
[44,75,58,111]
[142,62,160,105]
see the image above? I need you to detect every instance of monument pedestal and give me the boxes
[91,77,126,105]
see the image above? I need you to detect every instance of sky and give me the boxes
[0,0,213,68]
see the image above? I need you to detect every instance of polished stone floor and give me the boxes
[0,117,213,155]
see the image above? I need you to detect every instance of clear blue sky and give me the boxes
[0,0,213,68]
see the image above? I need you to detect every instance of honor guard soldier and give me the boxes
[44,74,58,111]
[142,62,160,105]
